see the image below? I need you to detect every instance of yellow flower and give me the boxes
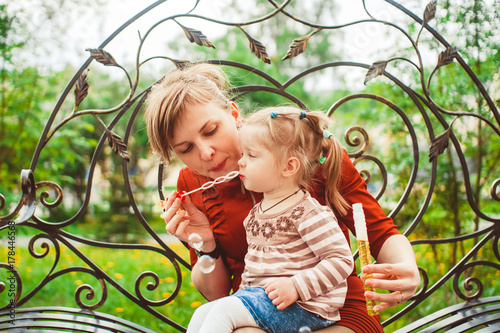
[116,308,124,313]
[162,292,172,298]
[75,280,83,286]
[439,263,445,272]
[107,262,115,268]
[424,252,433,259]
[191,301,202,308]
[165,277,174,283]
[26,267,32,272]
[115,273,123,279]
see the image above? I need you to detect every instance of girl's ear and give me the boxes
[282,157,300,178]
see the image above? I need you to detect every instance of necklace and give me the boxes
[259,189,302,213]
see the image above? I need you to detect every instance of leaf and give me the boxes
[240,27,270,64]
[86,48,118,66]
[436,46,459,69]
[428,128,450,162]
[74,69,89,108]
[173,59,192,69]
[282,29,320,61]
[423,0,437,27]
[179,24,215,48]
[106,129,130,162]
[364,61,387,85]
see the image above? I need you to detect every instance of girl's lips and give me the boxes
[239,175,245,180]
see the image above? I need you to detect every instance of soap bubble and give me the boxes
[198,255,215,273]
[188,233,203,251]
[298,327,312,333]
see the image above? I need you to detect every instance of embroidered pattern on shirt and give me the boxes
[246,204,305,240]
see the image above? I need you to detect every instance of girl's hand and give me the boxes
[161,191,213,247]
[264,278,299,310]
[362,262,420,313]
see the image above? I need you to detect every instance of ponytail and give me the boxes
[322,131,350,216]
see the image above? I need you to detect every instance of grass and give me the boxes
[2,229,499,332]
[2,238,206,332]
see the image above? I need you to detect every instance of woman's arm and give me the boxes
[191,254,232,300]
[336,151,420,312]
[363,234,420,312]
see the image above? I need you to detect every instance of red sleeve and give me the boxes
[337,150,400,258]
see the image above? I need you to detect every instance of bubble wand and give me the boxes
[175,171,240,199]
[154,171,240,217]
[353,202,378,316]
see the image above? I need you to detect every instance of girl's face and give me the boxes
[237,125,283,194]
[171,101,242,179]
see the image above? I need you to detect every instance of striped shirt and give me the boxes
[240,191,354,321]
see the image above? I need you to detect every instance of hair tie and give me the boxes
[323,129,333,139]
[270,111,278,118]
[319,156,326,164]
[299,111,307,119]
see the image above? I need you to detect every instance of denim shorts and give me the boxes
[234,287,336,333]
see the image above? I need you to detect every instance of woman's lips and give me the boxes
[210,160,226,172]
[239,174,245,180]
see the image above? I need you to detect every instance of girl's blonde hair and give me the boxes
[244,106,350,215]
[144,63,231,163]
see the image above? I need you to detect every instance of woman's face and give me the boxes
[171,101,242,179]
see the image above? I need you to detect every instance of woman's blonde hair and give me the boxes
[244,106,350,215]
[144,63,231,163]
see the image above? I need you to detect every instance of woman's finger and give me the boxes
[162,197,183,223]
[165,209,186,236]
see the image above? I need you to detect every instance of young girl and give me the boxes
[186,106,354,333]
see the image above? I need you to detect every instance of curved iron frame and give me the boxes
[1,0,499,331]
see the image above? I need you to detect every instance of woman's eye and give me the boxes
[180,145,193,154]
[206,126,217,136]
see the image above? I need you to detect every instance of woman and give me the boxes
[144,63,420,333]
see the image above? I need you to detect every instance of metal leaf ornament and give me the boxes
[178,23,215,48]
[423,0,437,27]
[282,29,321,61]
[74,69,89,108]
[428,127,450,162]
[240,27,270,64]
[86,48,118,66]
[173,59,192,69]
[364,61,387,85]
[436,46,459,69]
[106,129,130,162]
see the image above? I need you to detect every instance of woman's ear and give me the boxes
[282,157,300,178]
[230,102,241,121]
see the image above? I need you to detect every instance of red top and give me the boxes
[177,149,399,331]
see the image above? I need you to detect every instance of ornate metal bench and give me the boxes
[1,0,499,332]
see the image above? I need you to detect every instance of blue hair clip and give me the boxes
[299,111,307,119]
[323,129,333,139]
[271,111,278,118]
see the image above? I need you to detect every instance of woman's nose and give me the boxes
[199,144,215,161]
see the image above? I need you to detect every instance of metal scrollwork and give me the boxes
[491,179,500,202]
[0,263,22,309]
[452,261,500,302]
[74,269,108,310]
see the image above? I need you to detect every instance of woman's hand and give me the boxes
[161,191,214,250]
[362,235,421,313]
[264,278,299,310]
